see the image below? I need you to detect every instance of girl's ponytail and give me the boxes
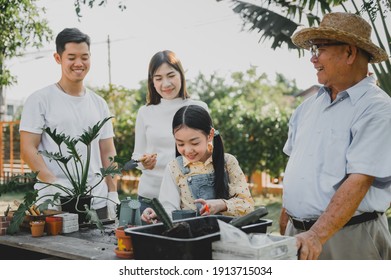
[212,131,229,199]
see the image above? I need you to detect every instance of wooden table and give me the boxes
[0,224,120,260]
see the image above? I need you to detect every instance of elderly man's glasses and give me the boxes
[310,42,347,58]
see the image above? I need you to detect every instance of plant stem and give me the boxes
[37,181,74,196]
[80,144,91,194]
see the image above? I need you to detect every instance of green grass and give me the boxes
[262,201,282,234]
[253,194,282,234]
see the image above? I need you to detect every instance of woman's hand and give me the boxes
[140,153,157,170]
[194,198,227,215]
[141,207,158,224]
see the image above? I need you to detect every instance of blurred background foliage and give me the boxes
[95,66,301,180]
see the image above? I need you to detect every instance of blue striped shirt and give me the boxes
[283,75,391,218]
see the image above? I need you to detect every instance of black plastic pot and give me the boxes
[60,195,93,224]
[125,215,272,260]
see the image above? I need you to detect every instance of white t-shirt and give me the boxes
[133,98,208,199]
[19,84,115,209]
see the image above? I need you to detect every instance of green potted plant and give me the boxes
[0,116,122,234]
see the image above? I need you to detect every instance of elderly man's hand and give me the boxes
[295,229,323,260]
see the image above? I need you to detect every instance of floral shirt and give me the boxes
[159,153,254,216]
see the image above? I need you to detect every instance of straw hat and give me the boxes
[291,12,389,63]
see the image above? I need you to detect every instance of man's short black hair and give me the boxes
[55,28,90,55]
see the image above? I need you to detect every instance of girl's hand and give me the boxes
[194,198,227,215]
[141,208,158,224]
[140,153,157,170]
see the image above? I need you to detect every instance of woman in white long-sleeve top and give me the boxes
[132,50,208,214]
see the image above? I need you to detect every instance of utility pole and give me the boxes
[107,35,112,89]
[0,87,4,121]
[0,62,4,121]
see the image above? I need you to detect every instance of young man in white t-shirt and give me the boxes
[19,28,119,220]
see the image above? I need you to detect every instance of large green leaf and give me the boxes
[78,116,114,146]
[231,1,300,50]
[39,150,71,164]
[43,127,67,146]
[63,137,82,162]
[7,204,28,234]
[99,164,122,178]
[0,172,38,196]
[219,0,391,94]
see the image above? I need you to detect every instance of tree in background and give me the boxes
[95,82,146,161]
[216,0,391,93]
[187,72,234,105]
[189,66,300,180]
[0,0,52,119]
[71,0,390,92]
[73,0,126,18]
[0,1,304,183]
[94,67,299,180]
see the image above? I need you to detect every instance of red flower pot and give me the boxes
[45,216,63,236]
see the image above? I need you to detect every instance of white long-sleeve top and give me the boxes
[133,98,208,199]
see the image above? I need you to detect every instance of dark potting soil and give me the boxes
[161,222,215,238]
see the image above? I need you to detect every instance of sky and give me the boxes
[4,0,385,103]
[4,0,321,103]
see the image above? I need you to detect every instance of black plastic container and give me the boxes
[60,195,92,224]
[125,215,272,260]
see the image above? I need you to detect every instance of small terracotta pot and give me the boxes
[30,220,46,237]
[115,226,133,258]
[45,216,63,236]
[114,247,133,259]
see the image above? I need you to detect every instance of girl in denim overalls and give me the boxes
[142,105,254,223]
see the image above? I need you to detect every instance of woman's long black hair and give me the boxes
[172,105,229,199]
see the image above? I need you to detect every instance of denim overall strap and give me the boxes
[176,156,190,175]
[176,156,216,212]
